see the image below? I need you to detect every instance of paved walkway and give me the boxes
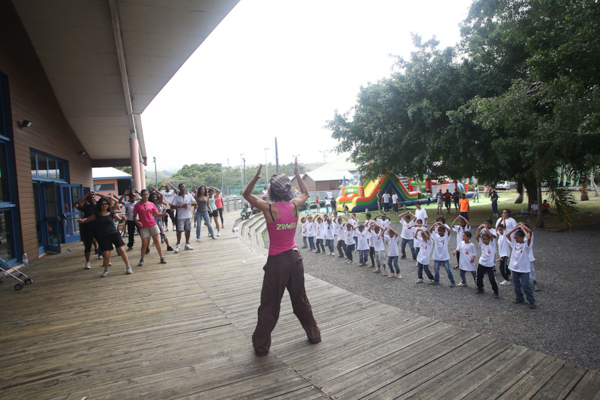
[0,213,598,399]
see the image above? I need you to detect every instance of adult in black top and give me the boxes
[74,191,100,270]
[78,196,131,277]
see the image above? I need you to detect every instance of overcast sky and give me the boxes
[142,0,474,172]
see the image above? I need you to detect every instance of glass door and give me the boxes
[60,184,82,243]
[41,183,61,253]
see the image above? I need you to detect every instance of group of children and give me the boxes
[299,208,538,309]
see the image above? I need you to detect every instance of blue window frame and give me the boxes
[0,71,23,265]
[30,150,69,183]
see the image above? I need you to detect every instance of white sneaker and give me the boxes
[84,262,91,269]
[184,244,193,250]
[217,232,221,237]
[196,238,201,242]
[165,227,169,232]
[97,253,103,259]
[126,266,133,274]
[457,282,467,287]
[500,280,511,286]
[174,244,181,253]
[381,269,387,275]
[101,269,109,277]
[388,273,395,278]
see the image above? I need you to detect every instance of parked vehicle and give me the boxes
[496,181,516,190]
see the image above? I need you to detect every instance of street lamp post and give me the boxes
[264,147,270,180]
[319,150,330,163]
[153,156,157,186]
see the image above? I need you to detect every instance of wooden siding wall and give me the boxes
[0,1,93,259]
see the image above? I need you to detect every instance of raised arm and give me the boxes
[243,165,271,213]
[291,158,309,209]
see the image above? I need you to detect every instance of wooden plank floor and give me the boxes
[0,213,598,399]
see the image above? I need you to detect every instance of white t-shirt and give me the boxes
[415,208,428,224]
[400,219,415,240]
[315,222,325,240]
[392,194,398,204]
[386,235,399,257]
[160,190,176,204]
[124,201,137,221]
[301,222,308,237]
[382,193,391,203]
[344,227,355,245]
[416,237,433,265]
[497,231,510,257]
[371,229,385,251]
[171,193,195,219]
[496,217,516,232]
[305,221,316,237]
[325,199,331,206]
[452,224,471,249]
[508,237,531,273]
[350,218,359,229]
[457,242,477,272]
[477,238,496,267]
[414,230,422,248]
[356,230,370,250]
[431,232,450,261]
[325,222,335,240]
[532,204,538,211]
[381,219,391,236]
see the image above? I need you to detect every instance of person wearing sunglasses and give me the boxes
[77,195,132,277]
[133,189,168,266]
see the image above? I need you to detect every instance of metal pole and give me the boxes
[275,137,279,173]
[240,154,244,188]
[243,158,246,189]
[153,156,157,186]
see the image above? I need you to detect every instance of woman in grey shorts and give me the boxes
[133,189,168,266]
[194,185,215,240]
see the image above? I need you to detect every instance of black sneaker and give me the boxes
[145,248,150,254]
[494,291,499,298]
[167,246,174,251]
[476,288,484,294]
[528,303,537,309]
[513,298,525,304]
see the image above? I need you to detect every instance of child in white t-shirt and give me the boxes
[507,223,536,308]
[451,215,470,269]
[429,222,456,286]
[399,211,417,260]
[325,217,335,256]
[496,223,511,285]
[315,216,326,253]
[475,225,498,297]
[385,227,401,278]
[521,224,539,292]
[453,231,476,286]
[356,225,370,266]
[300,217,308,249]
[344,223,356,264]
[414,229,435,283]
[305,215,316,252]
[369,223,387,275]
[350,214,359,252]
[335,216,346,258]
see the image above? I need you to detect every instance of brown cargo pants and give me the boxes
[252,249,321,355]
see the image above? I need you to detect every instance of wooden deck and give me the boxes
[1,212,599,399]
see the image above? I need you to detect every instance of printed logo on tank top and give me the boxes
[277,222,297,230]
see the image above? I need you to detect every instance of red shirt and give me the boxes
[443,193,452,201]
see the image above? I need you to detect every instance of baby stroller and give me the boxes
[0,258,33,291]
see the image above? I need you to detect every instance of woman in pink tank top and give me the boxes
[243,158,321,357]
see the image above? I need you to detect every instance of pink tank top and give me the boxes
[266,202,298,256]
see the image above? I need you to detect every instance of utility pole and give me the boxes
[275,137,279,173]
[153,156,157,186]
[264,147,270,180]
[243,157,246,188]
[319,149,330,163]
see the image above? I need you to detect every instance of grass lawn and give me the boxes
[311,189,600,230]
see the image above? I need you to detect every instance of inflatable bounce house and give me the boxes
[336,174,472,212]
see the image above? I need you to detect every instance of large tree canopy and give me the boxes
[328,0,600,208]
